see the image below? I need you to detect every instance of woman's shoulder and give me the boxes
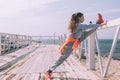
[78,23,88,26]
[77,23,88,29]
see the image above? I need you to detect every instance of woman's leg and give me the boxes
[47,43,73,73]
[79,28,97,42]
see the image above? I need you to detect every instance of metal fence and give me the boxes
[0,32,31,55]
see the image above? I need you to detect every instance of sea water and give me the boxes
[99,39,120,59]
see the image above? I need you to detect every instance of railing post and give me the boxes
[95,32,104,76]
[79,42,83,59]
[29,36,31,45]
[88,31,96,70]
[0,34,1,55]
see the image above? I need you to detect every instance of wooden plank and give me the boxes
[18,51,39,74]
[4,47,36,74]
[39,48,48,73]
[14,74,25,80]
[40,73,47,80]
[0,74,11,80]
[34,74,39,80]
[29,74,35,80]
[34,54,45,73]
[69,55,100,80]
[0,74,7,80]
[12,74,21,80]
[63,61,75,80]
[22,74,31,80]
[65,59,85,79]
[3,74,16,80]
[67,57,90,79]
[27,51,42,73]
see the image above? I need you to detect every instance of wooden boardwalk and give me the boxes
[0,44,100,80]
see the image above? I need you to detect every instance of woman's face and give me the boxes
[79,15,84,23]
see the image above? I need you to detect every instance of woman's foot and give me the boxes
[45,69,53,79]
[45,72,53,79]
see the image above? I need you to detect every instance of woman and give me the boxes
[45,12,107,79]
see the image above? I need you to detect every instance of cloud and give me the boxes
[0,0,59,17]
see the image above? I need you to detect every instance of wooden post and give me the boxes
[88,32,96,70]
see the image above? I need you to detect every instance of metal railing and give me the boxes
[0,32,32,55]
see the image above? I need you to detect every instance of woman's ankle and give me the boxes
[47,69,52,73]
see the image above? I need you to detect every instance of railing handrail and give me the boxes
[98,18,120,29]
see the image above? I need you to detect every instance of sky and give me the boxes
[0,0,120,39]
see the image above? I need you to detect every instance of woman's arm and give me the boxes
[77,24,102,30]
[77,21,107,30]
[71,21,107,38]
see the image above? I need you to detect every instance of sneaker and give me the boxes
[45,72,53,79]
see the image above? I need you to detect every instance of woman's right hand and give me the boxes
[101,20,107,26]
